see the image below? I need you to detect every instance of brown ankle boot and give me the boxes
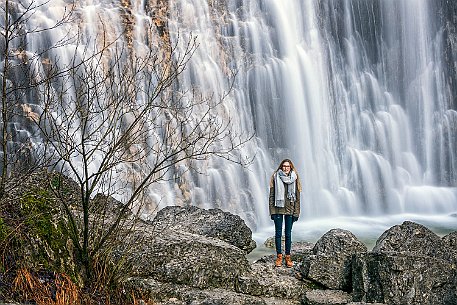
[275,254,283,267]
[285,255,293,268]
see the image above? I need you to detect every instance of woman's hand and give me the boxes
[292,216,298,222]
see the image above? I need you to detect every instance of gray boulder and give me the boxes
[300,229,367,291]
[124,206,254,290]
[442,231,457,249]
[312,229,367,256]
[152,206,256,253]
[128,227,250,290]
[302,290,352,305]
[302,290,385,305]
[352,252,457,304]
[372,221,456,262]
[237,255,312,300]
[352,221,457,304]
[127,277,267,305]
[127,277,302,305]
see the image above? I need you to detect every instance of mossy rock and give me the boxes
[12,188,78,281]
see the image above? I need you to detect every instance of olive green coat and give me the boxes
[269,175,301,218]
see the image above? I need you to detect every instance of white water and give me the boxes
[1,0,457,234]
[166,0,457,230]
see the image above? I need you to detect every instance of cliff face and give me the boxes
[440,0,457,110]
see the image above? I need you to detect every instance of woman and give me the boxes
[269,159,301,268]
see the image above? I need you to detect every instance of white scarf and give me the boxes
[274,169,297,208]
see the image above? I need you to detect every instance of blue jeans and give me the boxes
[272,214,293,255]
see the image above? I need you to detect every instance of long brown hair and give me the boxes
[276,159,296,172]
[270,158,302,191]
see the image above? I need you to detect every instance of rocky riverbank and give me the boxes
[1,172,456,305]
[122,206,457,305]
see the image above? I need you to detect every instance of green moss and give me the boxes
[50,174,72,197]
[21,190,56,242]
[19,189,75,277]
[0,217,7,242]
[51,175,61,189]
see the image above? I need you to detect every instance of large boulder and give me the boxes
[352,252,457,304]
[124,206,254,290]
[127,226,250,290]
[300,229,367,291]
[302,290,352,305]
[236,256,312,300]
[127,277,267,305]
[151,206,256,253]
[127,277,302,305]
[372,221,456,262]
[352,221,457,304]
[312,229,367,257]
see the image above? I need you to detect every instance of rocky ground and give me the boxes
[122,206,457,305]
[1,172,456,304]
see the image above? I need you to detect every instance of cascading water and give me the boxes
[166,0,457,232]
[1,0,457,238]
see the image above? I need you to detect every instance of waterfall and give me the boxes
[167,0,457,227]
[1,0,457,232]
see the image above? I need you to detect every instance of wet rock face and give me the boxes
[438,0,457,112]
[300,229,367,291]
[151,205,256,253]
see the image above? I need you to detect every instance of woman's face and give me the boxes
[282,161,291,174]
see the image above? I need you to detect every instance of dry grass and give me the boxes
[13,268,81,305]
[11,267,157,305]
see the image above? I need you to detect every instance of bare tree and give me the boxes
[0,0,74,197]
[0,0,251,286]
[33,28,251,280]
